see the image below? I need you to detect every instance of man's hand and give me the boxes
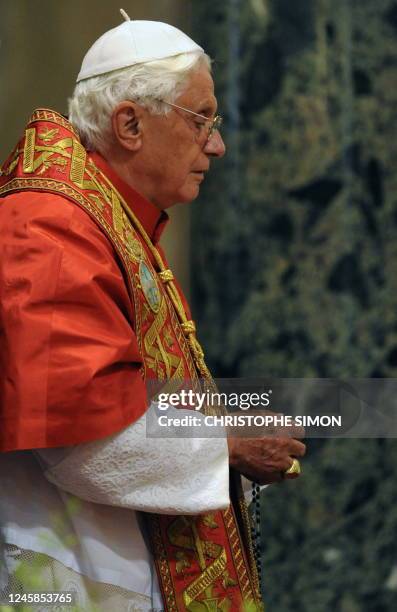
[228,436,306,484]
[227,413,306,484]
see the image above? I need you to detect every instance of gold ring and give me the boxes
[284,458,301,476]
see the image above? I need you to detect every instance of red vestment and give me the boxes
[0,156,170,451]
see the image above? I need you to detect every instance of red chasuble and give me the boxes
[0,109,263,611]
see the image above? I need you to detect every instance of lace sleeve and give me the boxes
[36,406,230,515]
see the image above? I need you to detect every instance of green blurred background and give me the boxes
[2,1,397,610]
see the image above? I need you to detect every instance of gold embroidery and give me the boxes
[156,336,171,380]
[23,128,36,173]
[143,297,184,384]
[84,169,112,202]
[125,227,144,261]
[183,547,227,608]
[111,190,124,235]
[21,135,73,178]
[203,540,222,558]
[28,109,80,139]
[88,193,105,210]
[175,551,191,575]
[151,510,262,612]
[142,303,151,324]
[218,598,232,612]
[167,516,230,609]
[38,128,60,143]
[151,517,179,612]
[144,297,167,348]
[1,148,20,176]
[157,358,185,393]
[35,138,73,154]
[202,514,219,530]
[163,325,174,348]
[222,570,238,588]
[70,139,86,188]
[190,517,222,607]
[37,156,68,175]
[223,505,262,604]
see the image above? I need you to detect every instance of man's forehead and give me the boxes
[178,69,218,113]
[182,93,218,116]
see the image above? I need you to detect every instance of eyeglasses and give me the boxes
[159,99,223,144]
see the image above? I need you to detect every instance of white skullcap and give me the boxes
[76,12,204,82]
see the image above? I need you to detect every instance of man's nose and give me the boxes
[203,130,226,158]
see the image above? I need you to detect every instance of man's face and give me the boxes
[137,66,225,209]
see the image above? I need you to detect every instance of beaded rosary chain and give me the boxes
[251,482,262,594]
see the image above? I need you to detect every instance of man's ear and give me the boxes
[111,101,143,152]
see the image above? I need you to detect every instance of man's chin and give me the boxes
[178,185,201,205]
[162,185,201,208]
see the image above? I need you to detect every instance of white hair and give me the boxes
[68,51,211,155]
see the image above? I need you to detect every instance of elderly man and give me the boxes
[0,13,305,612]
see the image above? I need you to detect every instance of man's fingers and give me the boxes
[286,438,306,457]
[228,435,306,484]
